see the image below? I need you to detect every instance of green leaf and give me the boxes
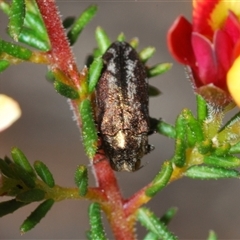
[20,199,54,234]
[139,47,155,63]
[197,95,208,123]
[74,165,88,196]
[148,85,161,97]
[207,230,218,240]
[219,111,240,133]
[171,113,186,167]
[204,154,240,168]
[145,162,173,197]
[17,27,50,51]
[117,32,125,42]
[137,207,178,240]
[54,81,79,99]
[156,120,176,139]
[147,63,172,78]
[8,0,25,41]
[45,70,56,83]
[213,143,231,156]
[144,232,159,240]
[79,99,98,158]
[0,39,32,60]
[68,5,98,45]
[160,207,178,226]
[230,141,240,154]
[95,27,111,55]
[63,16,76,29]
[24,11,48,42]
[11,147,35,178]
[0,60,10,72]
[88,203,106,240]
[182,109,204,145]
[184,165,240,179]
[217,111,240,143]
[0,158,16,179]
[34,161,55,188]
[88,57,103,93]
[0,1,10,15]
[0,199,28,217]
[197,139,212,155]
[16,189,45,203]
[11,164,36,188]
[129,37,139,49]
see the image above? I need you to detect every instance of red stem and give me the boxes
[92,152,136,239]
[35,0,80,88]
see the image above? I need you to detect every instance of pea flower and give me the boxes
[167,0,240,108]
[0,94,21,132]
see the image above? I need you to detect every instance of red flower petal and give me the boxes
[192,32,217,85]
[167,16,195,65]
[214,29,233,90]
[224,11,240,45]
[233,39,240,60]
[193,0,219,39]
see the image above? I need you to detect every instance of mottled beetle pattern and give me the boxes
[96,41,153,172]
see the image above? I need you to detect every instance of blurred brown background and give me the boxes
[1,1,240,239]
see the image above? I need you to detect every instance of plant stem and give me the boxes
[92,152,136,239]
[35,0,80,88]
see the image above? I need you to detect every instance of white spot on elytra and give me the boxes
[116,130,126,148]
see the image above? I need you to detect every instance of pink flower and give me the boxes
[168,0,240,107]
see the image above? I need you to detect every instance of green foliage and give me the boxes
[145,162,173,197]
[54,81,80,99]
[67,5,98,45]
[129,37,139,48]
[11,147,36,178]
[63,17,76,29]
[143,207,178,240]
[171,113,186,167]
[148,85,161,97]
[74,165,88,196]
[0,38,32,60]
[0,199,28,217]
[117,32,126,42]
[147,63,172,78]
[87,203,107,240]
[156,120,176,139]
[16,189,45,203]
[230,141,240,154]
[197,95,208,123]
[34,161,55,188]
[8,0,25,41]
[137,207,178,240]
[95,27,111,55]
[139,46,156,63]
[17,27,50,51]
[12,164,36,189]
[20,199,55,234]
[159,207,178,226]
[79,99,98,158]
[184,165,240,179]
[203,154,240,168]
[207,230,218,240]
[88,57,103,93]
[0,59,10,72]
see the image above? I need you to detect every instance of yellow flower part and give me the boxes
[210,0,240,30]
[227,56,240,107]
[0,94,21,131]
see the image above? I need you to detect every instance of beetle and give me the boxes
[96,41,153,172]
